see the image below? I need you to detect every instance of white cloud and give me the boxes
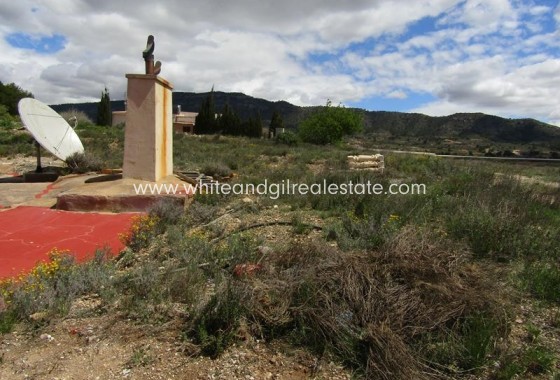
[0,0,463,106]
[387,90,407,99]
[0,0,558,126]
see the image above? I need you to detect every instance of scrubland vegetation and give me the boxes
[1,118,559,379]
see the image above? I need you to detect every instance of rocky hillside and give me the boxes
[51,92,560,148]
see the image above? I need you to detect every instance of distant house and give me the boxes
[111,111,126,126]
[173,111,197,134]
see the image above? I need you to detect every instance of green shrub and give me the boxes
[521,261,560,303]
[2,249,115,321]
[459,313,502,369]
[128,346,154,367]
[275,130,299,146]
[120,215,159,252]
[149,198,184,227]
[495,359,524,380]
[523,345,556,375]
[201,162,232,178]
[298,101,363,145]
[189,281,246,358]
[0,310,16,334]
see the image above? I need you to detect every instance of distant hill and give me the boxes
[51,91,560,149]
[363,111,560,144]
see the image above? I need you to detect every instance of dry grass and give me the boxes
[229,226,505,379]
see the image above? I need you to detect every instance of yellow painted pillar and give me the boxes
[123,74,173,182]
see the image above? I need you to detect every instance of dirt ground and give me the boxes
[0,295,350,380]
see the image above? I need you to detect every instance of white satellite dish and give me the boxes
[18,98,84,161]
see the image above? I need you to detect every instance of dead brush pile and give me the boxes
[193,225,506,379]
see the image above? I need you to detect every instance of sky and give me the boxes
[1,0,559,125]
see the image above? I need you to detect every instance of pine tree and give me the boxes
[243,112,262,138]
[195,87,218,134]
[269,110,284,138]
[96,87,112,126]
[219,102,241,136]
[252,111,263,138]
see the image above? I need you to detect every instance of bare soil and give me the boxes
[0,295,350,380]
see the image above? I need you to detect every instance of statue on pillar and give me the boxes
[143,35,161,75]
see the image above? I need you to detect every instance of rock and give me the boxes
[257,245,273,256]
[29,311,49,322]
[40,333,54,342]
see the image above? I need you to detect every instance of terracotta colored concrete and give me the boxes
[123,74,173,182]
[0,206,138,279]
[56,175,192,212]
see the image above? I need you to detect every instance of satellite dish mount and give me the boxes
[34,141,43,173]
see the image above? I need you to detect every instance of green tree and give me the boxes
[195,87,218,134]
[252,111,263,138]
[298,100,363,145]
[269,110,284,138]
[243,112,262,138]
[0,104,16,129]
[96,87,112,126]
[0,81,33,115]
[219,102,241,136]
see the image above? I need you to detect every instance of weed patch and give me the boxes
[200,226,507,378]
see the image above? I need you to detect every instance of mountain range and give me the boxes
[51,91,560,150]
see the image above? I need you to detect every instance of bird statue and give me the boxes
[154,61,162,75]
[143,35,155,60]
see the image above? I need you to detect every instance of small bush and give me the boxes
[460,313,502,369]
[521,260,560,303]
[66,152,103,173]
[275,130,299,146]
[184,201,220,227]
[119,215,160,252]
[495,344,556,379]
[128,346,154,367]
[201,162,232,178]
[1,248,115,321]
[149,198,184,227]
[0,312,16,333]
[523,345,556,375]
[189,281,246,358]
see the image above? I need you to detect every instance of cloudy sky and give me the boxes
[1,0,559,125]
